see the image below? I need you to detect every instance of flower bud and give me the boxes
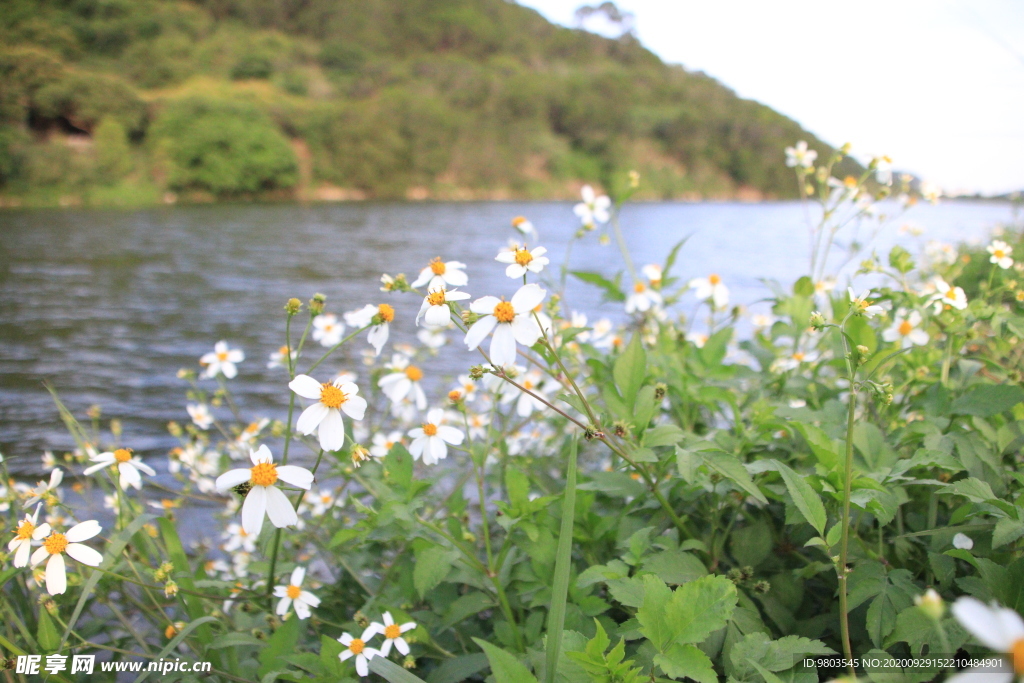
[285,298,302,315]
[164,580,179,598]
[628,170,640,188]
[309,293,326,315]
[809,311,825,330]
[915,588,944,620]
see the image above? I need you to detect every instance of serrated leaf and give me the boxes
[641,549,707,585]
[665,574,738,644]
[703,450,768,504]
[655,644,716,683]
[994,518,1024,549]
[414,546,456,598]
[644,424,685,448]
[473,639,539,683]
[613,334,646,410]
[637,574,674,650]
[951,384,1024,417]
[770,460,826,535]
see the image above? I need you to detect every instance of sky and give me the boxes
[518,0,1024,196]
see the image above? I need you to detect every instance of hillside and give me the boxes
[0,0,853,206]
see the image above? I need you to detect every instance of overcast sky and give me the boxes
[518,0,1024,196]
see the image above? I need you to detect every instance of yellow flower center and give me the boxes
[384,624,402,639]
[405,366,424,382]
[898,320,913,336]
[634,282,646,293]
[493,301,515,323]
[422,423,438,436]
[349,639,365,655]
[320,383,347,409]
[250,462,278,487]
[1013,639,1024,674]
[113,448,133,463]
[709,274,722,285]
[793,352,805,362]
[378,304,395,322]
[15,520,35,540]
[217,351,229,361]
[514,248,533,266]
[844,176,857,188]
[427,290,447,306]
[278,345,289,355]
[286,584,302,600]
[994,249,1006,259]
[429,257,446,275]
[523,380,534,390]
[945,288,956,299]
[244,421,260,434]
[512,216,528,227]
[44,532,68,555]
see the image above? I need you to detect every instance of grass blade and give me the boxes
[544,436,578,683]
[369,656,430,682]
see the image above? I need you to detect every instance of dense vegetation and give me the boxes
[0,0,852,205]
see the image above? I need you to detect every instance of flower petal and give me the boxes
[65,520,102,543]
[277,465,314,490]
[296,402,329,436]
[511,283,545,312]
[342,395,368,421]
[264,485,298,529]
[470,296,501,315]
[46,552,67,595]
[65,543,103,567]
[464,315,497,350]
[289,374,324,400]
[241,486,268,536]
[489,324,517,367]
[318,409,345,452]
[215,468,252,493]
[952,598,1011,651]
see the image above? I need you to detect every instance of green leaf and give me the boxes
[644,424,685,448]
[440,592,495,631]
[473,638,539,683]
[789,421,840,471]
[770,460,827,535]
[209,632,265,649]
[414,546,457,598]
[545,438,578,683]
[135,617,219,683]
[385,442,414,489]
[951,384,1024,417]
[641,549,707,585]
[665,574,738,644]
[702,450,768,504]
[37,608,60,652]
[793,276,815,297]
[606,576,647,608]
[655,644,717,683]
[369,657,431,683]
[945,477,997,503]
[571,270,626,302]
[637,574,674,650]
[613,334,646,410]
[425,654,490,683]
[994,518,1024,549]
[258,615,300,678]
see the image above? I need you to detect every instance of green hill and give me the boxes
[0,0,851,206]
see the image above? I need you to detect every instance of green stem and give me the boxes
[837,311,858,678]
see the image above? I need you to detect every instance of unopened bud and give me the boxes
[809,311,825,329]
[285,298,302,315]
[915,588,944,620]
[309,293,326,315]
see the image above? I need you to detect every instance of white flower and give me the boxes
[214,445,313,536]
[372,612,416,657]
[988,240,1014,269]
[339,627,382,678]
[417,288,470,327]
[953,532,974,550]
[312,314,345,348]
[882,310,929,348]
[925,241,957,266]
[641,264,663,287]
[751,314,775,329]
[573,185,611,227]
[273,566,320,620]
[502,369,549,417]
[267,345,297,370]
[29,520,103,595]
[785,141,817,168]
[873,155,893,185]
[370,431,404,458]
[41,450,56,469]
[417,324,448,349]
[304,487,342,516]
[409,408,465,466]
[200,341,244,379]
[378,355,428,411]
[452,374,479,402]
[511,216,536,238]
[222,522,257,553]
[685,332,708,348]
[920,180,941,204]
[289,375,368,452]
[771,350,819,373]
[848,288,884,318]
[187,404,213,430]
[83,448,156,490]
[8,506,45,568]
[465,284,547,367]
[949,597,1022,683]
[928,277,968,312]
[344,303,396,356]
[411,257,468,291]
[626,280,663,314]
[690,274,729,309]
[25,468,63,506]
[495,244,549,279]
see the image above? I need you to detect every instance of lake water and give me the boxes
[0,199,1015,475]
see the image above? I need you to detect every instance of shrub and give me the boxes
[93,115,132,182]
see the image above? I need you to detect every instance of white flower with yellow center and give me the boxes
[626,279,663,314]
[371,612,416,657]
[848,288,885,318]
[222,522,257,553]
[83,448,156,490]
[785,141,817,168]
[273,566,320,620]
[378,355,428,410]
[751,314,775,329]
[215,445,313,536]
[339,626,382,677]
[29,520,103,595]
[267,345,297,369]
[417,288,470,327]
[312,314,345,348]
[370,431,404,458]
[465,284,547,367]
[641,264,663,288]
[573,185,611,228]
[8,506,45,568]
[496,243,550,279]
[882,309,928,348]
[200,341,244,379]
[502,368,549,417]
[452,374,479,402]
[304,487,342,516]
[685,332,709,348]
[771,349,818,373]
[187,404,213,430]
[927,276,968,312]
[690,274,729,309]
[417,324,448,349]
[409,408,465,466]
[467,411,490,439]
[511,215,536,238]
[289,375,367,452]
[949,597,1024,683]
[989,240,1015,270]
[925,241,957,266]
[873,155,893,185]
[411,257,468,291]
[344,303,396,356]
[24,468,63,506]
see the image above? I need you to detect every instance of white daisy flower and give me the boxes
[8,506,45,568]
[222,522,257,553]
[289,375,368,452]
[267,345,297,370]
[304,487,342,516]
[626,280,663,314]
[200,341,244,379]
[214,445,313,536]
[408,408,465,466]
[925,241,957,266]
[771,350,819,373]
[495,243,549,279]
[752,314,775,329]
[378,356,428,411]
[873,155,893,185]
[502,369,549,417]
[511,216,536,238]
[949,597,1023,683]
[41,450,56,469]
[928,277,968,312]
[641,264,663,288]
[988,240,1015,270]
[344,303,396,356]
[370,431,404,458]
[417,288,470,327]
[690,274,729,309]
[83,448,156,491]
[411,257,468,291]
[452,374,478,402]
[465,283,547,368]
[187,404,213,429]
[920,180,941,204]
[312,314,345,348]
[785,140,817,168]
[30,520,103,595]
[417,324,448,349]
[573,185,611,228]
[953,532,975,550]
[339,626,382,678]
[685,332,708,348]
[372,612,416,657]
[273,566,320,620]
[882,310,929,348]
[848,288,885,318]
[24,468,63,507]
[467,412,490,440]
